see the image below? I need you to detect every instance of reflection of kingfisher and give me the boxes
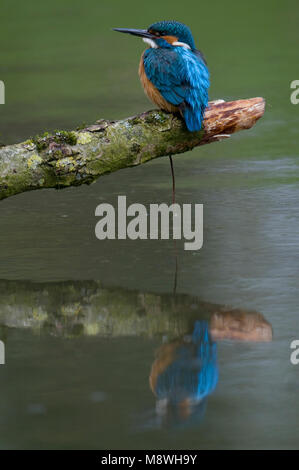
[114,21,209,132]
[149,321,218,422]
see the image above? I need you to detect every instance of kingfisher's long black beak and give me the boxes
[113,28,155,39]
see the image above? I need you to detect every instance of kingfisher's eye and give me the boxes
[150,30,161,37]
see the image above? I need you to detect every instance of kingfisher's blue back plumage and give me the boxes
[143,45,209,131]
[114,20,210,132]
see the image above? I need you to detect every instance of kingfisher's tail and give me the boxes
[179,102,206,132]
[191,320,218,401]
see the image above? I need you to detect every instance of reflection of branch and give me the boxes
[210,310,272,342]
[0,279,272,341]
[0,98,265,201]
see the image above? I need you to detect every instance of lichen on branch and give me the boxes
[0,97,265,201]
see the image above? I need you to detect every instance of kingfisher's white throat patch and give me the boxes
[143,38,158,48]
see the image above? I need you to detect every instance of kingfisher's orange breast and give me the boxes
[138,53,178,113]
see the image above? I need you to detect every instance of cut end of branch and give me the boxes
[202,97,265,143]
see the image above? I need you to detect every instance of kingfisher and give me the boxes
[114,20,209,132]
[149,320,218,423]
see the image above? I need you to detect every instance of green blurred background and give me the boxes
[0,0,298,450]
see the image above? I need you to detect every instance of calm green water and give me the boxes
[0,0,299,449]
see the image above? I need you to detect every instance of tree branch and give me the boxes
[0,97,265,201]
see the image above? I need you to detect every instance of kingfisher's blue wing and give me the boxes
[155,320,218,405]
[143,47,209,131]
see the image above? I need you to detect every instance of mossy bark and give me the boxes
[0,97,265,201]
